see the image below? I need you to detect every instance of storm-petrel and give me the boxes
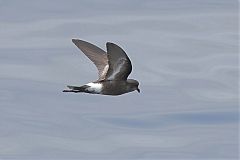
[63,39,140,95]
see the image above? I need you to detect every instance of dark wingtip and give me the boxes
[106,42,119,49]
[106,42,115,46]
[72,38,79,43]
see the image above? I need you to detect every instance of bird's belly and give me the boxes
[100,81,128,95]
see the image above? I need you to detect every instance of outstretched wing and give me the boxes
[72,39,109,81]
[105,42,132,80]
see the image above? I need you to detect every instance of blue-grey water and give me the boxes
[0,0,238,159]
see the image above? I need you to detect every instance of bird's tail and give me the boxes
[63,85,88,93]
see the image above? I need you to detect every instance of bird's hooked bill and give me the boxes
[137,88,140,93]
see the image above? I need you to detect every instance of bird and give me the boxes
[63,39,140,96]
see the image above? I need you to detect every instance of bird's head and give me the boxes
[127,79,140,93]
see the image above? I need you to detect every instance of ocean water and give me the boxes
[0,0,238,159]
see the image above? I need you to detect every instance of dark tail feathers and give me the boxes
[63,85,88,93]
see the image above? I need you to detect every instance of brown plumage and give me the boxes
[63,39,140,95]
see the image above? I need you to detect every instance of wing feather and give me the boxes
[105,42,132,80]
[72,39,108,80]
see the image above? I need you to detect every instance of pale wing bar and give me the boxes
[105,42,132,80]
[72,39,108,80]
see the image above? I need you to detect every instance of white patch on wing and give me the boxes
[107,60,124,80]
[86,82,103,93]
[101,64,109,78]
[103,65,109,75]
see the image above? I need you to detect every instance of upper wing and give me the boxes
[105,42,132,80]
[72,39,109,81]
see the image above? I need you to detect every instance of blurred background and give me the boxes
[0,0,238,159]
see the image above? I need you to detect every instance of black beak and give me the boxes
[137,88,140,93]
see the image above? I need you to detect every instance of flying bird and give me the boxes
[63,39,140,95]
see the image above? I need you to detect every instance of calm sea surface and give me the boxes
[0,0,238,159]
